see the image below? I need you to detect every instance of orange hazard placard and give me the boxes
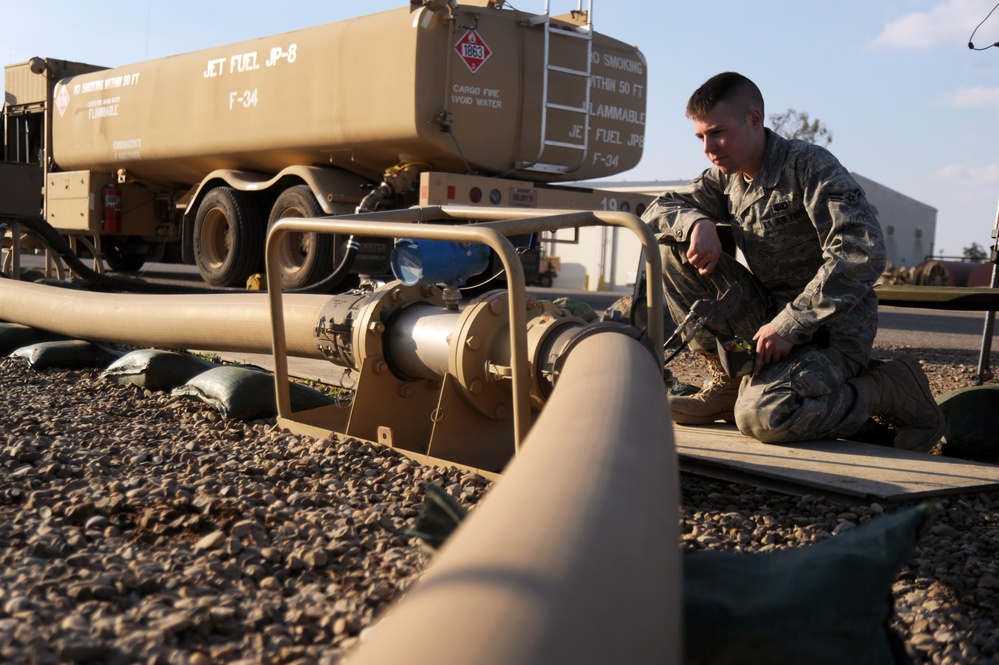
[455,29,492,73]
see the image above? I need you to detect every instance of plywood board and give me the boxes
[675,424,999,503]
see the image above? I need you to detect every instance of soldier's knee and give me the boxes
[734,389,800,444]
[734,403,789,443]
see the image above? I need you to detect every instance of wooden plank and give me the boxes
[675,424,999,503]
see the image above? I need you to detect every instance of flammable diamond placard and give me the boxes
[55,85,71,117]
[455,29,492,73]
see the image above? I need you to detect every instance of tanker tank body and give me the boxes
[35,1,646,289]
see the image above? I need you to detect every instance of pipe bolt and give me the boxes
[391,288,404,302]
[469,379,484,394]
[493,403,511,419]
[488,299,505,315]
[368,321,385,335]
[465,335,481,351]
[397,383,413,397]
[373,360,388,375]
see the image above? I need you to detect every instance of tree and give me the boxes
[768,109,832,146]
[964,242,988,261]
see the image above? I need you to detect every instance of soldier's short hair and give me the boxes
[686,72,764,120]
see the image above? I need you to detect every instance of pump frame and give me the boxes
[265,205,664,471]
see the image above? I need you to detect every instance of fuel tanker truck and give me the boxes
[0,0,649,289]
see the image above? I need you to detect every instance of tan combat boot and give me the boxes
[850,355,945,452]
[669,350,740,425]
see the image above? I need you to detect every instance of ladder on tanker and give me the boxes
[519,0,594,175]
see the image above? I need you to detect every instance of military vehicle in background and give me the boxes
[1,1,649,289]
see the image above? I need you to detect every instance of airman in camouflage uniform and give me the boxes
[643,72,944,450]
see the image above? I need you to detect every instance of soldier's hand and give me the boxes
[752,323,793,374]
[686,218,722,276]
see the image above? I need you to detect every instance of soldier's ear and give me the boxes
[747,107,764,130]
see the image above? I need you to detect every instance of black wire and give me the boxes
[968,1,999,50]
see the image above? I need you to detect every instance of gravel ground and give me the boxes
[0,358,489,664]
[0,341,997,664]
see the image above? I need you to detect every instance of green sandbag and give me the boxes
[103,349,217,391]
[33,277,90,290]
[10,269,46,282]
[936,385,999,461]
[404,482,469,556]
[0,322,69,355]
[683,504,933,665]
[551,297,598,322]
[9,339,123,370]
[172,365,335,420]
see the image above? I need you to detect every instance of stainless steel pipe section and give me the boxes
[346,331,681,665]
[386,303,460,380]
[0,279,331,359]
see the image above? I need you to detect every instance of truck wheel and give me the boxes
[194,187,263,288]
[267,185,334,290]
[104,237,147,273]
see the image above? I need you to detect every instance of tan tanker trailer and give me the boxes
[1,0,648,289]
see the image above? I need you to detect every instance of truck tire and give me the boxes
[193,187,264,288]
[267,185,334,290]
[104,237,147,273]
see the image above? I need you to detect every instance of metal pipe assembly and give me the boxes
[345,331,682,665]
[263,206,665,471]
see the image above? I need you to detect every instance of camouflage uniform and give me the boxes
[642,129,887,442]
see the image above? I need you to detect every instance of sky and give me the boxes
[3,0,998,259]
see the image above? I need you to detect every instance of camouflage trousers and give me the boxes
[660,241,871,443]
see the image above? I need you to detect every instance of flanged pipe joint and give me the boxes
[312,282,657,418]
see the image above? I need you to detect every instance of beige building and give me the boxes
[851,173,936,268]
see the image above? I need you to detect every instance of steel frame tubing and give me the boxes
[430,205,665,353]
[267,214,532,450]
[266,205,665,453]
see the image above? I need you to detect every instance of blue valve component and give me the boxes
[391,239,490,286]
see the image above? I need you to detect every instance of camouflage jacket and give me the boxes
[642,129,886,363]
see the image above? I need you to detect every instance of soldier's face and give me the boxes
[693,102,764,179]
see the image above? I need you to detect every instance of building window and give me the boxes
[886,225,895,236]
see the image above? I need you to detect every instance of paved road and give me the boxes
[877,306,992,352]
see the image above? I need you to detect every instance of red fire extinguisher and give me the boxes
[102,183,122,233]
